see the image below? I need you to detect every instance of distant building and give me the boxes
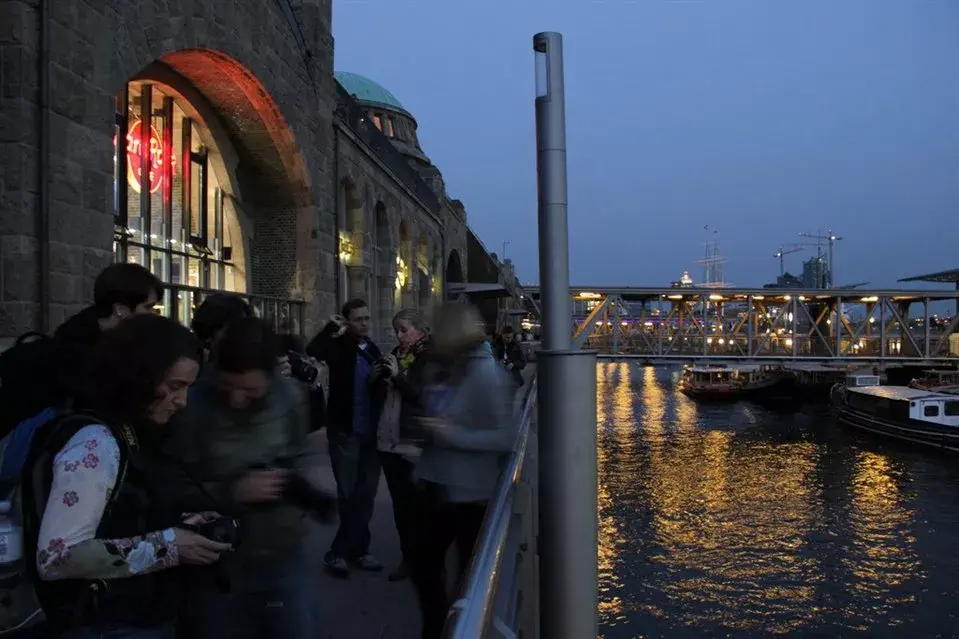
[764,256,832,289]
[670,270,695,288]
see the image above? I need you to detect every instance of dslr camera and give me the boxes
[287,351,320,385]
[185,516,241,548]
[259,456,337,524]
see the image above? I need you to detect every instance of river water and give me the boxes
[597,363,959,638]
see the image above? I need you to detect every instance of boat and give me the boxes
[907,369,959,393]
[679,364,783,400]
[830,375,959,452]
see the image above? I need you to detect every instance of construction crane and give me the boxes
[773,244,804,276]
[798,230,842,288]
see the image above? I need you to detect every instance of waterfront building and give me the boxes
[0,0,521,344]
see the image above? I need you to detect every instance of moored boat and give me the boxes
[679,364,783,400]
[907,369,959,393]
[831,375,959,452]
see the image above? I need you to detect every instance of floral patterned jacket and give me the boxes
[36,424,179,580]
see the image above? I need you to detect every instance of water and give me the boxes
[597,363,959,638]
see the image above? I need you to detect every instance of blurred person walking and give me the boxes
[409,303,515,639]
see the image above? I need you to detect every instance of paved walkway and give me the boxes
[305,366,535,639]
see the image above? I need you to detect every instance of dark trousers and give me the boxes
[379,451,417,563]
[410,483,487,639]
[59,622,175,639]
[183,552,314,639]
[328,430,381,559]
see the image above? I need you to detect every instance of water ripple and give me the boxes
[597,363,959,637]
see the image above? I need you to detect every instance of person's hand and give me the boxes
[310,358,328,389]
[277,355,292,377]
[384,354,399,377]
[232,469,288,504]
[181,512,221,526]
[173,528,233,565]
[329,314,347,337]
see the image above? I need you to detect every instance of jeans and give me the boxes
[58,622,175,639]
[379,451,417,563]
[410,483,488,639]
[183,552,315,639]
[327,430,381,559]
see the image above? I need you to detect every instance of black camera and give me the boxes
[186,516,241,548]
[287,351,319,385]
[264,457,338,524]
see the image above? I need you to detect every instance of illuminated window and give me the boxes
[113,81,247,326]
[371,113,383,131]
[385,116,395,137]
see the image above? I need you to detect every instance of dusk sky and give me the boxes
[333,1,959,290]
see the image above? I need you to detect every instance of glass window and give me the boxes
[371,113,382,131]
[113,81,247,323]
[385,116,395,137]
[945,401,959,417]
[924,404,940,417]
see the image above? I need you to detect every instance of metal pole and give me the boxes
[533,31,598,639]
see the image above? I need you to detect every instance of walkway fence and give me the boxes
[445,374,540,639]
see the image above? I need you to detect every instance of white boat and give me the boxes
[831,375,959,452]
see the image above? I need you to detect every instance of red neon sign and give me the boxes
[116,119,176,194]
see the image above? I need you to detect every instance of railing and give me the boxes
[163,283,307,336]
[333,83,442,213]
[445,375,539,639]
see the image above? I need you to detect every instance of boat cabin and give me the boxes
[846,385,959,428]
[846,375,880,387]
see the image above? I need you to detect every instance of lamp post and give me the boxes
[533,31,598,639]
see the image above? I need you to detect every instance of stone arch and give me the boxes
[446,249,465,299]
[396,220,413,309]
[112,50,318,309]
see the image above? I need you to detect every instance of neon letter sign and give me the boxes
[118,119,176,194]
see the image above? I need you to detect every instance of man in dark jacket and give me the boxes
[307,298,386,577]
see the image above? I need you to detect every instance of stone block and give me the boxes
[49,241,83,275]
[48,270,83,305]
[81,167,110,213]
[0,1,38,48]
[0,189,37,236]
[1,248,37,302]
[48,155,82,205]
[0,44,34,101]
[0,300,37,336]
[0,97,37,144]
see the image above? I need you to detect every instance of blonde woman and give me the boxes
[409,303,515,639]
[375,308,431,581]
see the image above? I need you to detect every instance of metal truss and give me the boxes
[557,288,959,363]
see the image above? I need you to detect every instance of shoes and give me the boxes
[323,555,350,579]
[351,554,384,572]
[388,561,410,582]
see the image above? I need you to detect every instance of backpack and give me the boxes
[0,412,134,635]
[0,333,60,440]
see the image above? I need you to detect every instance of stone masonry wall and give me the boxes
[0,0,337,338]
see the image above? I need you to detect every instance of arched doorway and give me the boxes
[416,233,431,312]
[374,201,394,340]
[112,79,248,327]
[446,249,465,300]
[339,177,368,304]
[396,221,412,309]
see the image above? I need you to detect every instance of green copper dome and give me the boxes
[335,72,410,115]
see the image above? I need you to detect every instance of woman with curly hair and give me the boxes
[22,314,231,639]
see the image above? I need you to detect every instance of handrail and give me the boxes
[444,374,538,638]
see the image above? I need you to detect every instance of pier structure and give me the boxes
[524,286,959,363]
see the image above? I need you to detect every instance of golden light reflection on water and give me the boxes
[597,363,633,627]
[596,363,927,637]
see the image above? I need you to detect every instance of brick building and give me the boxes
[0,0,522,344]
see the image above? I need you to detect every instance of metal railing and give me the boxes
[444,374,539,639]
[163,283,307,336]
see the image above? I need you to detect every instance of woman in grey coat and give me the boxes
[410,303,516,639]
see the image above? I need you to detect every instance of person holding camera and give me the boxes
[21,314,231,639]
[306,298,387,578]
[374,308,432,582]
[167,317,335,639]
